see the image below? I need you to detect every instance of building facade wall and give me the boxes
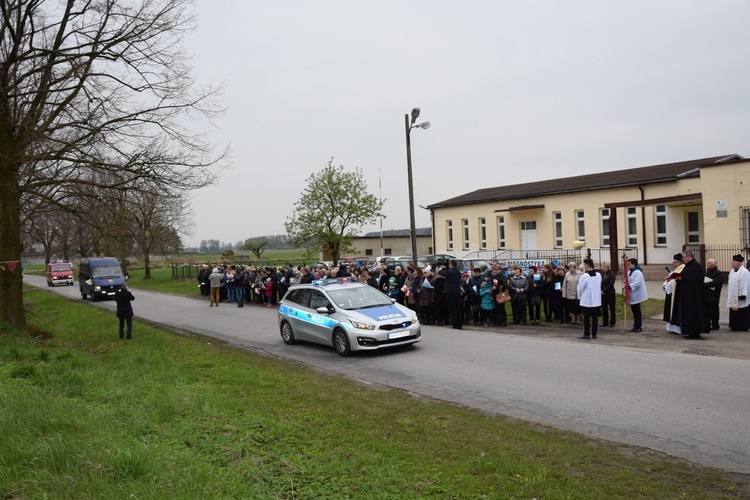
[699,163,750,246]
[348,236,432,258]
[431,172,723,265]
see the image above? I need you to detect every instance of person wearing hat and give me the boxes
[208,267,223,306]
[114,285,135,339]
[727,254,750,331]
[663,253,685,334]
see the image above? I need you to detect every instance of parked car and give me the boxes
[277,278,421,356]
[465,259,493,271]
[419,254,456,267]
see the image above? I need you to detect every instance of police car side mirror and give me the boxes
[316,306,331,315]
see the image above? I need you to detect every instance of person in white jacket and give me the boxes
[577,258,602,339]
[727,254,750,331]
[626,258,648,332]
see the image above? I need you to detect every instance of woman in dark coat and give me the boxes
[114,285,135,339]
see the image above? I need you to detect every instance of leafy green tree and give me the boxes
[285,160,383,264]
[243,237,271,258]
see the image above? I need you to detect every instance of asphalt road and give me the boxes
[26,275,750,474]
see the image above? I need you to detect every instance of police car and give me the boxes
[277,278,421,356]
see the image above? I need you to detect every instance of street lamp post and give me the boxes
[405,108,430,266]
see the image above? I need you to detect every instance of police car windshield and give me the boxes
[327,286,392,311]
[92,266,123,278]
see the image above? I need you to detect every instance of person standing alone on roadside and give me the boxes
[114,285,135,340]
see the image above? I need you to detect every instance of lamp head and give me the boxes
[411,107,421,124]
[417,121,430,130]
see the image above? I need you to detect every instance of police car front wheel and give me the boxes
[280,321,296,345]
[333,329,351,357]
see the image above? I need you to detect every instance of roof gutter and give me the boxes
[675,168,700,178]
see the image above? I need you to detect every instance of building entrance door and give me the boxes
[520,221,537,250]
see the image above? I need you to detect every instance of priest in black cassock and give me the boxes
[663,253,684,334]
[677,250,710,339]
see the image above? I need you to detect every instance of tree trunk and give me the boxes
[143,252,152,280]
[0,160,27,328]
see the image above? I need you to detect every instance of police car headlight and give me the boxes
[348,317,375,330]
[408,315,418,325]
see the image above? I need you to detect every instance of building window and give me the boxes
[553,212,563,248]
[600,208,610,247]
[575,210,585,243]
[742,207,750,249]
[365,249,373,256]
[384,248,392,255]
[627,207,637,247]
[479,217,486,249]
[497,216,506,249]
[446,220,453,251]
[462,219,470,251]
[687,211,700,244]
[655,205,667,246]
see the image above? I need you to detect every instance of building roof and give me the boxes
[428,154,744,209]
[361,227,431,238]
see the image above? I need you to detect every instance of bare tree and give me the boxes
[22,209,58,263]
[0,0,227,327]
[126,183,191,279]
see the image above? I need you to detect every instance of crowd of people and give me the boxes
[193,252,750,337]
[193,259,617,333]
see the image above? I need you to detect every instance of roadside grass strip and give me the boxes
[0,288,746,498]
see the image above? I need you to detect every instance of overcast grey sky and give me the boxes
[182,1,750,248]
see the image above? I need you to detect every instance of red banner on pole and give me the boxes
[622,254,630,303]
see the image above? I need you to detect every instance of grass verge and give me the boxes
[1,288,746,498]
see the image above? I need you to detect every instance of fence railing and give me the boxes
[683,244,744,273]
[462,248,638,270]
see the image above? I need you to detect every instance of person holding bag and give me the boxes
[492,266,509,327]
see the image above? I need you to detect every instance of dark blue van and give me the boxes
[78,257,126,301]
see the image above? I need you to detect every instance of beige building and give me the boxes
[348,228,432,258]
[427,155,750,273]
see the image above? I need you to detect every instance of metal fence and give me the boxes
[683,244,745,272]
[462,247,638,270]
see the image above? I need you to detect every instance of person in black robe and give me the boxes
[677,250,710,339]
[663,253,684,334]
[704,259,723,330]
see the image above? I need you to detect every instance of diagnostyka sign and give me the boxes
[506,260,545,269]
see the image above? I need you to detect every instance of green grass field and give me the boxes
[1,287,747,498]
